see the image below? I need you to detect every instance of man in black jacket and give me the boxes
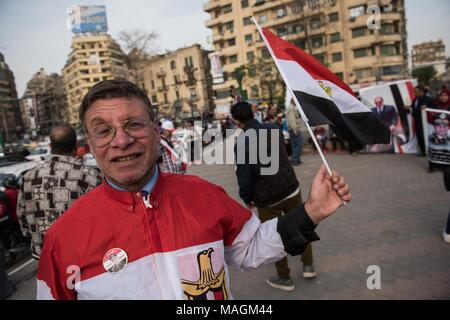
[231,101,316,292]
[407,85,434,156]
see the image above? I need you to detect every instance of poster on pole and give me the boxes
[423,108,450,165]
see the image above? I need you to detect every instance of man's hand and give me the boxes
[305,165,352,224]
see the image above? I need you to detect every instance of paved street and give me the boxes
[7,152,450,299]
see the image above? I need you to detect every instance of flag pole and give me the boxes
[251,16,333,176]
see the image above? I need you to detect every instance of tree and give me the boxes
[412,66,437,86]
[245,58,282,105]
[118,29,159,71]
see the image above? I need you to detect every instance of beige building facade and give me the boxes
[412,39,447,77]
[138,44,213,120]
[63,34,131,125]
[204,0,408,108]
[22,68,68,135]
[0,52,21,142]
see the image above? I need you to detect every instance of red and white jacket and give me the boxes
[36,173,287,300]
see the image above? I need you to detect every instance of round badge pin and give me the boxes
[103,248,128,273]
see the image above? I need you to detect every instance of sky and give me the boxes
[0,0,449,97]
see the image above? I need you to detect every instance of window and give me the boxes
[185,56,194,68]
[261,48,271,59]
[243,16,252,25]
[215,89,230,99]
[152,95,158,103]
[227,38,236,46]
[164,93,168,104]
[332,52,342,62]
[241,0,249,8]
[354,48,369,58]
[382,65,402,76]
[248,66,256,77]
[276,26,288,37]
[307,0,320,10]
[259,15,266,23]
[293,24,304,33]
[174,75,180,84]
[170,60,176,70]
[247,51,255,61]
[276,8,286,19]
[314,54,326,64]
[245,34,253,44]
[355,67,373,78]
[352,27,366,38]
[379,23,396,35]
[329,12,339,22]
[176,91,180,99]
[229,55,238,64]
[310,17,322,29]
[335,72,344,80]
[224,21,234,32]
[294,39,306,50]
[349,5,365,19]
[330,32,341,43]
[254,0,265,6]
[223,4,232,13]
[151,80,155,89]
[291,2,302,14]
[311,36,324,48]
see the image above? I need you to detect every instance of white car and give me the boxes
[82,153,98,168]
[26,146,51,163]
[0,156,40,183]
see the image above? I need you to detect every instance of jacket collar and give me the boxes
[49,155,82,165]
[101,169,165,211]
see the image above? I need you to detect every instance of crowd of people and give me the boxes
[1,80,449,300]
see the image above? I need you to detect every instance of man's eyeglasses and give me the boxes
[87,118,153,147]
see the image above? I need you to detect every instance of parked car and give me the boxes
[0,155,39,182]
[82,152,98,169]
[26,146,51,163]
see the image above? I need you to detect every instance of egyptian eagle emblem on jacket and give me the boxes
[181,247,228,300]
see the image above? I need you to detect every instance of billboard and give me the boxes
[67,5,108,34]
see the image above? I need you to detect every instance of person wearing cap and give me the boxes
[35,80,351,300]
[158,120,186,174]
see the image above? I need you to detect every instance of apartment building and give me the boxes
[138,44,214,120]
[204,0,407,108]
[22,68,68,134]
[0,52,21,141]
[62,34,131,125]
[412,39,447,76]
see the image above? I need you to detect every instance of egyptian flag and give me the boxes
[260,27,390,147]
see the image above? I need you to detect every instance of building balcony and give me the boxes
[252,0,282,14]
[203,1,221,12]
[205,16,222,28]
[264,14,299,29]
[157,85,169,92]
[157,70,166,77]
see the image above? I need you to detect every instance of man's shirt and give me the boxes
[17,155,102,258]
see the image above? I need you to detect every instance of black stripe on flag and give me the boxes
[294,90,391,147]
[389,84,410,138]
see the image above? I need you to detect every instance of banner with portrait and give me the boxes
[423,108,450,165]
[359,79,418,154]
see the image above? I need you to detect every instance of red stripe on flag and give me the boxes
[405,81,415,102]
[262,27,355,97]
